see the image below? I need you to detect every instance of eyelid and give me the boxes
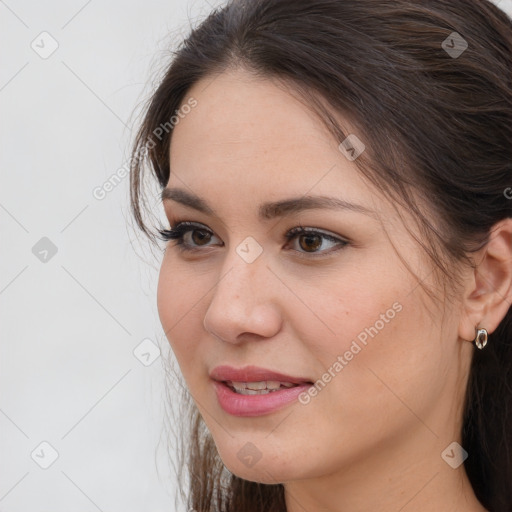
[167,220,348,240]
[286,224,349,242]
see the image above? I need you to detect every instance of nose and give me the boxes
[202,249,283,344]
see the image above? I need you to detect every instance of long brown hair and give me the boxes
[129,1,512,510]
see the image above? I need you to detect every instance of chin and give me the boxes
[215,442,302,484]
[225,462,289,485]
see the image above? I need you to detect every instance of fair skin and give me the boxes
[157,67,512,512]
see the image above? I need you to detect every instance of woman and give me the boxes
[129,0,512,510]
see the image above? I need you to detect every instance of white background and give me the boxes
[1,0,511,510]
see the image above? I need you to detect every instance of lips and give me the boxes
[209,365,314,385]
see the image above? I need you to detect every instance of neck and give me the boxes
[284,426,487,512]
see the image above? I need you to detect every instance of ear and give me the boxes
[458,218,512,342]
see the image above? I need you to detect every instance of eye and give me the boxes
[157,221,220,251]
[284,225,349,257]
[157,222,349,257]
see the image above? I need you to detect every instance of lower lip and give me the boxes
[212,380,312,417]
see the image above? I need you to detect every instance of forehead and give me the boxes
[174,71,331,150]
[168,68,374,200]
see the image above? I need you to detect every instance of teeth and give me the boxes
[237,389,274,395]
[227,380,298,394]
[247,381,270,390]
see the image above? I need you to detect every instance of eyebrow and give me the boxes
[160,187,377,220]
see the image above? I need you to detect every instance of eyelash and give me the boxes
[157,221,349,258]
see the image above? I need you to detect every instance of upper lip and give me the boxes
[210,365,313,384]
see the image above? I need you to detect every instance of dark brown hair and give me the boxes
[129,1,512,510]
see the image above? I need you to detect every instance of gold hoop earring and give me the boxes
[473,327,488,350]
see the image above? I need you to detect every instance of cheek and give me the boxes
[294,254,442,415]
[316,244,434,359]
[288,259,408,363]
[157,257,205,368]
[320,300,443,444]
[156,258,177,334]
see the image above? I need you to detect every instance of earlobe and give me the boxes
[458,218,512,343]
[458,272,484,343]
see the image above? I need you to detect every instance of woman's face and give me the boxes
[157,68,471,485]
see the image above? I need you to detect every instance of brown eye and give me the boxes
[298,233,323,252]
[189,229,212,246]
[157,221,221,251]
[285,226,349,257]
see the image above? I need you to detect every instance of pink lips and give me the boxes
[210,365,313,384]
[210,365,314,417]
